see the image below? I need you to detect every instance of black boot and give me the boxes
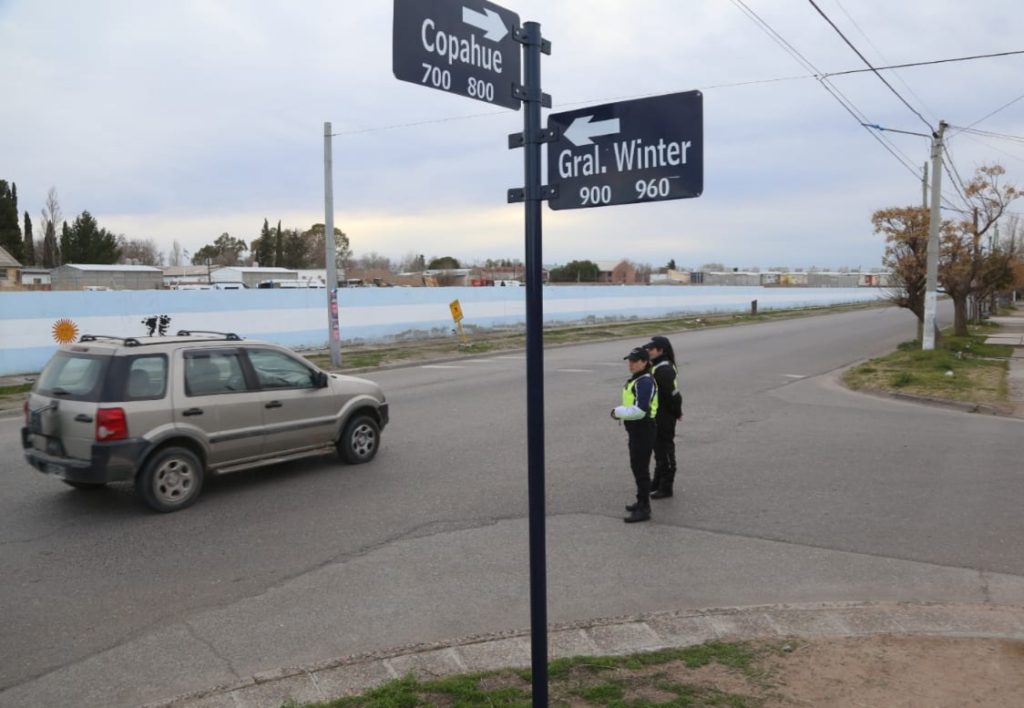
[652,462,675,499]
[624,504,651,523]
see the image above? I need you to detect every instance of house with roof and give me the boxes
[0,245,22,289]
[594,259,637,284]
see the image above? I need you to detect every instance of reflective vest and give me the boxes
[622,373,659,419]
[652,360,680,398]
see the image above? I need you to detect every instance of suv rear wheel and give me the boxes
[137,446,204,512]
[337,415,380,464]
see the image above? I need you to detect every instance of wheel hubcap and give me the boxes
[351,424,376,458]
[154,457,195,505]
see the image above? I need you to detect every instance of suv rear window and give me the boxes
[36,352,110,402]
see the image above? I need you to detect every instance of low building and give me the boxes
[210,266,298,289]
[19,267,51,289]
[163,265,219,289]
[51,263,163,290]
[0,246,21,289]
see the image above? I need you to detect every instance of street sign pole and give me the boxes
[518,21,548,707]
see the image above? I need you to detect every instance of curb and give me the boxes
[145,602,1024,708]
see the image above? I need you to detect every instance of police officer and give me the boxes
[611,346,658,523]
[644,335,683,499]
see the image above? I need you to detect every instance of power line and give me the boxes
[806,0,933,130]
[951,127,1024,145]
[821,49,1024,79]
[952,92,1024,135]
[730,0,920,178]
[830,0,939,124]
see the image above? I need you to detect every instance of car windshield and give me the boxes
[35,352,110,402]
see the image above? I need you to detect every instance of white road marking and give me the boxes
[494,355,525,360]
[783,374,806,379]
[556,368,594,373]
[462,359,505,364]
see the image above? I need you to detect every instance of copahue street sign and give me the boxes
[546,91,703,210]
[393,0,522,110]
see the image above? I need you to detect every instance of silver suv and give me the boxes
[21,331,389,512]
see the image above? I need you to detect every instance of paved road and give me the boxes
[3,304,1023,707]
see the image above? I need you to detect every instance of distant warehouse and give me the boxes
[51,264,163,291]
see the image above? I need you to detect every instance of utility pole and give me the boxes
[922,121,947,350]
[922,162,928,208]
[324,122,341,367]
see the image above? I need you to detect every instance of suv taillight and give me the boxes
[96,408,128,441]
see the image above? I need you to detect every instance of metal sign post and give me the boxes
[393,2,551,703]
[507,20,552,708]
[546,91,703,210]
[324,121,341,367]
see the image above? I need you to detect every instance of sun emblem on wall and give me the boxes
[52,318,80,344]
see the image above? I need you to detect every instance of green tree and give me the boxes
[302,223,351,270]
[59,221,72,263]
[280,228,307,269]
[549,259,600,282]
[63,211,121,263]
[22,211,34,266]
[428,256,460,269]
[190,232,248,266]
[0,180,23,262]
[666,258,677,270]
[252,217,275,267]
[274,220,283,267]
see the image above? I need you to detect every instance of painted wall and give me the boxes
[0,286,883,375]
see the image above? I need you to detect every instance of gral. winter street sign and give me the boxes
[393,0,522,110]
[546,91,703,210]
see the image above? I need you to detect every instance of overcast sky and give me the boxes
[2,0,1022,269]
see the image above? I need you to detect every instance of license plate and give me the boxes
[29,412,43,434]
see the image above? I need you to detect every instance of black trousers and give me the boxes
[652,415,677,487]
[626,420,656,505]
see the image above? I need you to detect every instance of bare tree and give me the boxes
[39,187,62,267]
[939,164,1021,335]
[356,251,393,271]
[118,237,164,266]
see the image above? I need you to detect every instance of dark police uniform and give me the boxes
[649,353,682,496]
[611,347,658,523]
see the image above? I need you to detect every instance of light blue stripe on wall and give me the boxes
[0,287,882,375]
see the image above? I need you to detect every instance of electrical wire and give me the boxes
[830,0,939,124]
[729,0,920,178]
[950,127,1024,145]
[951,92,1024,136]
[806,0,933,130]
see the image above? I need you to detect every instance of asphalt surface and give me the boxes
[3,303,1024,707]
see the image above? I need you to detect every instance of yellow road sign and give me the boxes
[449,299,464,322]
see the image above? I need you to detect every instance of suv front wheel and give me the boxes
[337,415,380,464]
[137,446,204,513]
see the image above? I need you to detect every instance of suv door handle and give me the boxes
[74,414,93,423]
[182,408,204,417]
[264,400,283,409]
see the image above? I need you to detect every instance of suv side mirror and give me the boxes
[314,371,329,388]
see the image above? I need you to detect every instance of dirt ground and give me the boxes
[653,636,1024,707]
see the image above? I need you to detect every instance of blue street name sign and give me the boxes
[546,91,703,210]
[393,0,522,110]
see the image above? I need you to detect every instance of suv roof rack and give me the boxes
[79,334,143,347]
[175,330,242,341]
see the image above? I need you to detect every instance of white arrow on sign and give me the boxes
[462,6,508,42]
[563,115,621,147]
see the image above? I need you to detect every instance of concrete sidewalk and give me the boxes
[987,314,1024,417]
[147,602,1024,708]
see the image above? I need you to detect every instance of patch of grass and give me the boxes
[0,383,32,396]
[843,326,1011,405]
[307,641,776,707]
